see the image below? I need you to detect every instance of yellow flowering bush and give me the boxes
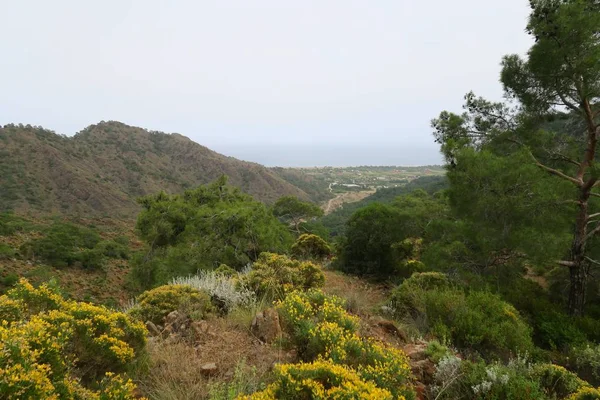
[0,279,146,399]
[276,290,414,399]
[237,360,398,400]
[128,284,213,324]
[532,363,590,399]
[242,252,325,300]
[568,386,600,400]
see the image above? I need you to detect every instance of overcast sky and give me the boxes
[0,1,532,166]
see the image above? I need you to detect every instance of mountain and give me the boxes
[0,121,313,217]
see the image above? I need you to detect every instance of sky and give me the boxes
[0,1,533,167]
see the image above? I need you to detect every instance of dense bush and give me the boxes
[20,222,101,268]
[0,243,16,259]
[276,290,414,398]
[336,191,449,278]
[0,279,146,398]
[291,234,332,260]
[430,355,595,400]
[532,364,590,399]
[239,360,395,400]
[133,177,293,287]
[571,343,600,385]
[19,221,128,270]
[568,387,600,399]
[0,212,32,236]
[390,273,533,358]
[242,252,324,300]
[128,284,213,324]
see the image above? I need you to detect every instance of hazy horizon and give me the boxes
[1,1,532,166]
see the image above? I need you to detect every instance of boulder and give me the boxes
[251,308,282,343]
[145,321,161,337]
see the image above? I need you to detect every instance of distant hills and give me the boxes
[0,121,315,217]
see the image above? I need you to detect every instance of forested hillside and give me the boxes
[0,121,313,217]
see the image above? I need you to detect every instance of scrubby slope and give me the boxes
[0,122,312,217]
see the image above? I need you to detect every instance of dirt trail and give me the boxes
[323,190,376,215]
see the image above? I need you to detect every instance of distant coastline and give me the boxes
[213,143,443,168]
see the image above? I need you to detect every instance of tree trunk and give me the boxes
[566,186,590,315]
[568,262,587,316]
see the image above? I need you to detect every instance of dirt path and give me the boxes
[323,190,376,215]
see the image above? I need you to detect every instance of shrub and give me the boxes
[568,387,600,400]
[425,340,452,363]
[432,357,545,400]
[0,272,19,289]
[0,212,32,236]
[21,221,103,269]
[128,284,213,324]
[238,360,395,400]
[390,274,534,359]
[532,364,590,399]
[0,243,16,260]
[214,263,237,277]
[276,290,414,398]
[291,234,332,260]
[0,279,146,398]
[390,272,452,317]
[98,239,129,259]
[208,359,265,400]
[171,271,256,312]
[242,253,324,300]
[572,343,600,385]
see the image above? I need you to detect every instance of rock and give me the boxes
[251,308,282,343]
[200,362,218,376]
[375,318,408,342]
[413,381,427,400]
[411,359,436,384]
[403,343,428,361]
[191,320,210,340]
[145,321,161,337]
[164,333,180,345]
[165,310,181,325]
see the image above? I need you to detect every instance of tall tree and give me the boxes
[272,196,324,234]
[433,0,600,315]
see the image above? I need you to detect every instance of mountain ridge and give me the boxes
[0,121,313,217]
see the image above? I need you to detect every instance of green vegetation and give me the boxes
[0,279,146,398]
[128,284,213,325]
[132,177,293,288]
[290,233,332,260]
[19,221,127,270]
[321,175,447,236]
[3,0,600,397]
[272,195,323,234]
[335,190,447,278]
[241,252,325,301]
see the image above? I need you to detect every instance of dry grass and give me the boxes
[135,316,294,400]
[321,269,390,316]
[321,269,411,346]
